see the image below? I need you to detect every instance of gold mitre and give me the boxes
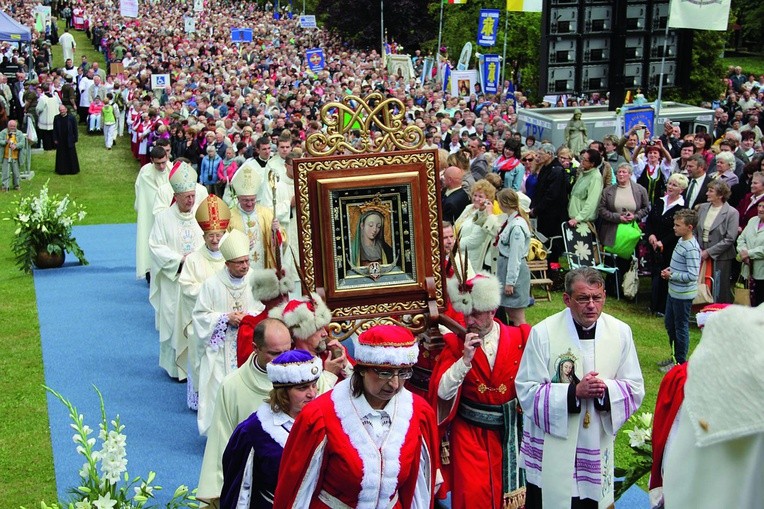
[219,229,251,261]
[196,195,231,232]
[169,160,198,193]
[231,162,262,196]
[358,194,390,216]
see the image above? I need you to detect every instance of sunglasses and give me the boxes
[522,157,534,162]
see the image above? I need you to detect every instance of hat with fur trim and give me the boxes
[266,349,323,387]
[219,229,250,261]
[447,272,501,315]
[353,325,418,367]
[230,161,262,196]
[195,194,231,232]
[269,293,331,340]
[169,160,197,193]
[251,267,296,302]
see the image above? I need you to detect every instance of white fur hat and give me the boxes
[447,272,501,315]
[219,229,250,261]
[269,293,332,340]
[353,325,419,367]
[251,267,296,302]
[266,349,323,387]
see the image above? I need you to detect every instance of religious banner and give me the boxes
[305,48,325,72]
[477,9,500,47]
[506,0,542,12]
[421,56,434,87]
[624,106,655,137]
[388,54,416,81]
[482,54,500,94]
[119,0,138,18]
[193,0,203,12]
[450,69,478,97]
[668,0,731,31]
[230,28,253,43]
[183,15,196,34]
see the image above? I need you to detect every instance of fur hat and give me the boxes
[447,272,501,315]
[219,229,250,261]
[195,194,231,232]
[353,325,418,367]
[269,293,332,340]
[251,267,296,302]
[266,350,323,387]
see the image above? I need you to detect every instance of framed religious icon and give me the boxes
[294,149,444,324]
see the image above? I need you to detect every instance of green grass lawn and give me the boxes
[0,20,703,508]
[721,55,764,78]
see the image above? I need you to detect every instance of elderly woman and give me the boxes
[273,325,439,508]
[598,162,650,287]
[645,173,689,315]
[455,179,498,270]
[737,170,764,229]
[714,151,740,188]
[220,350,322,509]
[696,180,740,303]
[737,201,764,306]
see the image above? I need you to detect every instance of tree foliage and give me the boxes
[315,0,437,52]
[663,31,726,106]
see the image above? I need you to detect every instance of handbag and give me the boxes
[734,272,751,306]
[693,259,714,305]
[26,120,38,144]
[622,257,639,299]
[604,221,642,259]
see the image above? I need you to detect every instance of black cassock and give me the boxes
[53,112,80,175]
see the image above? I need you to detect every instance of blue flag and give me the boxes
[483,54,500,94]
[478,9,500,47]
[442,63,452,94]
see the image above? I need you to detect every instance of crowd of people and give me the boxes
[5,0,762,507]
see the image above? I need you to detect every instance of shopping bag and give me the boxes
[604,221,642,259]
[622,257,639,299]
[734,273,751,306]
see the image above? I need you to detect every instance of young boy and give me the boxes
[660,209,701,371]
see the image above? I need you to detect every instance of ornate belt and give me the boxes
[457,397,506,430]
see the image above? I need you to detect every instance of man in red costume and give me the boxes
[273,325,440,508]
[430,273,529,509]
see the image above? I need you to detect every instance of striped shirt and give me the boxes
[668,236,701,300]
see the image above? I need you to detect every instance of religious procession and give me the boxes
[2,0,764,508]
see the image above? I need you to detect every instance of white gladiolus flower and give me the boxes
[638,412,653,429]
[93,493,117,509]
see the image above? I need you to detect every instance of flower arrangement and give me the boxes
[614,411,653,500]
[22,386,198,509]
[5,181,88,273]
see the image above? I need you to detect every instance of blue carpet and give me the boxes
[36,223,649,508]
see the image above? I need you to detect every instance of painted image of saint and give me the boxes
[552,357,577,383]
[350,210,394,266]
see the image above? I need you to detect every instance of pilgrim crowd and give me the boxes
[5,0,763,507]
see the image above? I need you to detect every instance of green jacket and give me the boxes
[0,128,27,161]
[568,167,603,223]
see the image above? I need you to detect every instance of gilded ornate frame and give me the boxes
[294,150,444,338]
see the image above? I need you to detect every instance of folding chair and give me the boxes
[560,222,622,299]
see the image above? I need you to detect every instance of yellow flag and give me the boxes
[506,0,541,12]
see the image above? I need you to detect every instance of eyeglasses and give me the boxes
[371,368,414,380]
[572,294,605,305]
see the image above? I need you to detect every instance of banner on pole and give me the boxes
[624,106,655,136]
[193,0,203,12]
[506,0,541,12]
[183,16,196,34]
[447,0,467,4]
[299,15,317,28]
[482,54,500,94]
[668,0,731,31]
[230,29,253,43]
[305,48,326,72]
[477,9,500,47]
[120,0,138,18]
[451,69,478,97]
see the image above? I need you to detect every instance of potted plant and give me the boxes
[5,181,88,272]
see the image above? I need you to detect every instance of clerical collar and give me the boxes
[574,321,596,340]
[226,267,245,285]
[252,354,267,373]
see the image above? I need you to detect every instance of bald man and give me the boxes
[442,165,470,223]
